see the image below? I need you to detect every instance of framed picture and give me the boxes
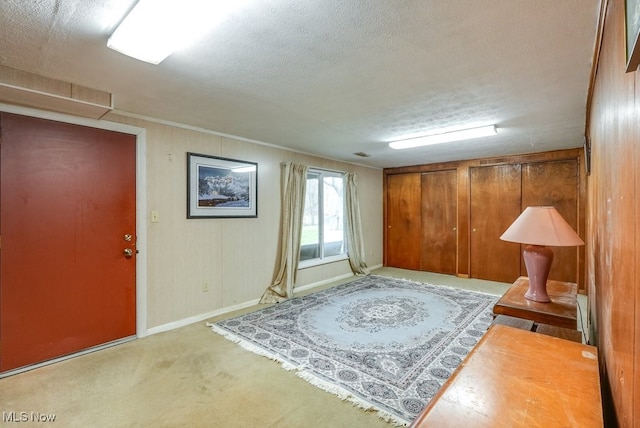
[626,0,640,72]
[187,152,257,218]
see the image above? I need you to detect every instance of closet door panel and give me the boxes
[386,173,421,270]
[522,159,580,283]
[421,170,457,274]
[470,164,522,282]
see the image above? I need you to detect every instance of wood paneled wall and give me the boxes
[383,148,587,290]
[0,65,112,119]
[587,0,639,425]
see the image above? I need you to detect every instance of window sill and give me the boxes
[298,254,349,270]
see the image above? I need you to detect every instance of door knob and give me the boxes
[124,248,133,258]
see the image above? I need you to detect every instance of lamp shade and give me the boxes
[500,206,584,247]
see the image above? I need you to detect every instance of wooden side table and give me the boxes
[492,314,583,343]
[409,324,602,427]
[493,276,578,329]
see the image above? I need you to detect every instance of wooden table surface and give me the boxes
[493,276,578,329]
[410,324,602,427]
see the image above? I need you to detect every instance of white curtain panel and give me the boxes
[345,172,370,276]
[259,162,308,303]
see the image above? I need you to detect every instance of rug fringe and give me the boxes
[207,322,410,426]
[295,370,409,426]
[206,323,298,371]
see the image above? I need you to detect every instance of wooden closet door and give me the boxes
[421,170,457,274]
[386,173,421,270]
[470,164,522,283]
[522,159,579,283]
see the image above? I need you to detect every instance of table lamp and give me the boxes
[499,206,584,302]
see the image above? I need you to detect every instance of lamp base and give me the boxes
[523,245,553,303]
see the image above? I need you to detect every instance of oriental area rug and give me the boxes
[208,275,497,426]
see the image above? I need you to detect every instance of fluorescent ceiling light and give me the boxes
[388,125,498,150]
[108,0,243,64]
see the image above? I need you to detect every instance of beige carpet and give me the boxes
[0,269,517,427]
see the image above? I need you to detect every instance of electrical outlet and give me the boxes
[202,282,209,292]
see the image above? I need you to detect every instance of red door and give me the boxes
[0,112,137,372]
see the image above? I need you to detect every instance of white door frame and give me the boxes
[0,103,149,338]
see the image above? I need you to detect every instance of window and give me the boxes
[299,169,346,264]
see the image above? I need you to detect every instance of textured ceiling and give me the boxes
[0,0,600,168]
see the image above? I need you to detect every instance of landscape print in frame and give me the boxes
[187,152,257,218]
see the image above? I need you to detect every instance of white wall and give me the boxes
[105,112,383,330]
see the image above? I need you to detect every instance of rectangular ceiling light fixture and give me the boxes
[108,0,242,64]
[388,125,497,150]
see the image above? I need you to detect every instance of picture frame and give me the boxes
[187,152,257,218]
[625,0,640,72]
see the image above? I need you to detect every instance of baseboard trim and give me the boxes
[145,268,383,337]
[293,272,355,293]
[145,299,261,336]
